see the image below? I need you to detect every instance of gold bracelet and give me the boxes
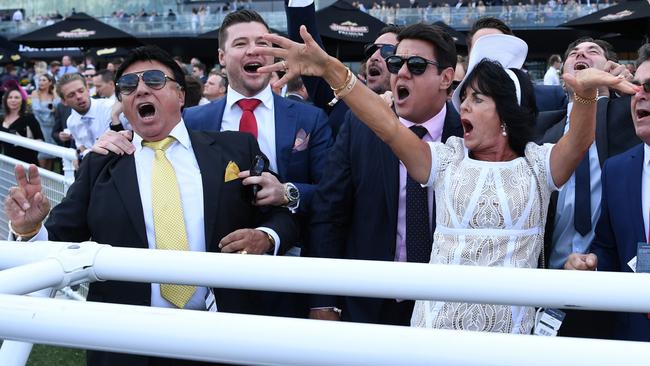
[265,231,276,253]
[330,68,352,94]
[8,220,42,238]
[333,72,357,100]
[573,89,599,105]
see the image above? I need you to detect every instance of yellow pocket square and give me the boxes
[224,161,240,182]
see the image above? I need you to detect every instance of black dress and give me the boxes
[0,114,45,165]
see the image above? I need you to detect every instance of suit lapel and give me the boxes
[595,97,609,165]
[189,130,225,251]
[111,155,148,246]
[441,102,463,142]
[378,135,399,228]
[626,144,646,243]
[273,94,297,179]
[212,99,227,132]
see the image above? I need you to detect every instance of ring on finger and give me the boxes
[281,60,288,71]
[240,250,248,255]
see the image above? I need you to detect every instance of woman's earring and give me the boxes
[500,123,507,137]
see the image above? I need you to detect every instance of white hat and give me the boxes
[451,34,528,112]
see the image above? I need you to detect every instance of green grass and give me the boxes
[0,342,84,366]
[27,345,85,366]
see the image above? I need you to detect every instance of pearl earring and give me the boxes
[500,123,507,137]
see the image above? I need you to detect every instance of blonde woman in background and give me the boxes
[30,73,59,170]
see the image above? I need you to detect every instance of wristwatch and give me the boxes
[283,182,300,209]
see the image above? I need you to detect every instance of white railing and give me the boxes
[0,131,77,181]
[1,241,650,365]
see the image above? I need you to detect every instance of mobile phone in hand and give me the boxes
[250,155,265,202]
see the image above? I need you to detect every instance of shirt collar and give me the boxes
[398,103,447,141]
[644,143,650,170]
[133,118,191,152]
[225,84,273,111]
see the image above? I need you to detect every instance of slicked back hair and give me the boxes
[397,23,457,73]
[635,43,650,68]
[56,73,86,99]
[218,10,269,49]
[563,37,618,63]
[115,45,186,100]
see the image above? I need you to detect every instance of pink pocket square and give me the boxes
[292,129,310,152]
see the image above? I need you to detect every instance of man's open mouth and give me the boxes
[137,103,156,118]
[396,85,410,101]
[574,61,590,70]
[367,65,381,77]
[636,108,650,119]
[243,62,262,73]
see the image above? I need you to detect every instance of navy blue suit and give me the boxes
[590,143,650,342]
[308,104,463,324]
[183,93,332,217]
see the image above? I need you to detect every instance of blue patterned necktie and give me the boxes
[574,152,591,236]
[406,125,432,263]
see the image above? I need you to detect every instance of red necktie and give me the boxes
[237,99,261,139]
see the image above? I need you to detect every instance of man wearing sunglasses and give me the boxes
[564,43,650,343]
[56,72,116,159]
[285,0,400,136]
[309,23,463,325]
[5,45,298,366]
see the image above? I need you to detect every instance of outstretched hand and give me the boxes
[254,25,333,90]
[563,67,640,97]
[5,164,50,234]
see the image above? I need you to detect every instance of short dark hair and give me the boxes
[397,23,457,72]
[377,24,402,38]
[95,69,115,84]
[56,73,86,99]
[547,54,561,67]
[287,76,305,93]
[460,59,537,157]
[218,10,269,49]
[193,62,206,73]
[115,45,186,100]
[184,75,203,108]
[2,87,26,115]
[563,37,618,63]
[467,17,513,50]
[635,43,650,68]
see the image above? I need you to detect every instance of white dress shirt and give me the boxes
[66,98,114,153]
[221,85,278,173]
[641,144,650,242]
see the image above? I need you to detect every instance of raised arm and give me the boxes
[257,26,432,183]
[549,69,638,187]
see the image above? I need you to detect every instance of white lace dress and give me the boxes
[411,137,558,334]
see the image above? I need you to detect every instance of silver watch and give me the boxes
[283,182,300,209]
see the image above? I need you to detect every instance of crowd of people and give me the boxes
[1,2,649,365]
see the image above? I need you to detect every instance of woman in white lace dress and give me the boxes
[256,27,638,334]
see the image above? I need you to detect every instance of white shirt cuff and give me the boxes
[256,227,280,256]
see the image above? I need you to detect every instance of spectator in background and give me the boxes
[286,76,310,104]
[49,60,61,81]
[184,75,204,107]
[82,66,97,96]
[92,70,116,100]
[30,74,60,170]
[544,54,562,85]
[12,9,23,23]
[57,55,78,78]
[192,62,207,84]
[56,73,114,158]
[203,71,227,102]
[1,87,44,165]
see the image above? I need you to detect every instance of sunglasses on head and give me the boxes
[385,55,439,75]
[116,69,178,96]
[363,43,396,59]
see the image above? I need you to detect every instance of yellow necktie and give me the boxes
[143,137,195,308]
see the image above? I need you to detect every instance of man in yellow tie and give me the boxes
[4,45,298,366]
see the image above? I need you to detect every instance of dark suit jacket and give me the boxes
[534,85,568,112]
[308,103,463,324]
[182,93,332,218]
[537,96,641,262]
[44,130,298,366]
[590,143,649,342]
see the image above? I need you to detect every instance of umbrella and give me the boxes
[316,0,387,60]
[12,12,140,48]
[559,0,650,39]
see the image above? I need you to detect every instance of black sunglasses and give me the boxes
[634,80,650,93]
[116,70,178,96]
[385,55,439,75]
[363,43,396,59]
